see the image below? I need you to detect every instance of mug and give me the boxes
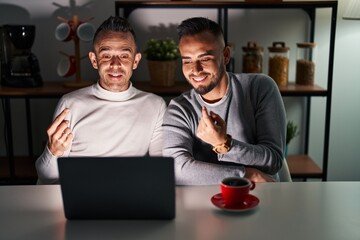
[57,56,76,77]
[220,177,255,207]
[76,22,95,42]
[55,21,75,42]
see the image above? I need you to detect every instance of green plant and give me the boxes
[286,121,299,145]
[144,38,180,61]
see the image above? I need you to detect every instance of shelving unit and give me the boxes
[115,1,338,181]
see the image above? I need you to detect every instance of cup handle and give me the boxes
[250,181,256,190]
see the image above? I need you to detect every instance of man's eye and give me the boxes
[121,55,129,59]
[101,55,111,59]
[201,58,210,62]
[183,60,191,65]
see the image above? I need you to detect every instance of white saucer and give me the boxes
[211,193,260,212]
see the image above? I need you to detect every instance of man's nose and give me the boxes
[110,56,122,67]
[192,60,203,73]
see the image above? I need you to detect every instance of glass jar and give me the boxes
[268,42,290,86]
[242,41,263,73]
[295,42,317,85]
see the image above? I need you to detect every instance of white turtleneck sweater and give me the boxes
[36,82,167,184]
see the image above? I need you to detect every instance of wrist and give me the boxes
[212,134,232,154]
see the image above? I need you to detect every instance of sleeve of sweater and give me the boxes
[162,99,246,185]
[148,98,167,156]
[35,98,71,184]
[218,74,286,175]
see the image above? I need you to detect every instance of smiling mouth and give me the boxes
[191,75,207,82]
[108,73,123,78]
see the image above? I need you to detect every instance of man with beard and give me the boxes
[36,16,166,184]
[163,17,286,185]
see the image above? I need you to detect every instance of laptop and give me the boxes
[57,156,175,220]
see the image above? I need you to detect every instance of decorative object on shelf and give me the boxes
[144,38,180,87]
[285,120,299,158]
[242,41,263,73]
[268,42,290,87]
[55,15,95,87]
[0,25,43,87]
[295,42,317,85]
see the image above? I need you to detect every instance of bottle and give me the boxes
[268,42,290,86]
[242,41,263,73]
[295,42,317,85]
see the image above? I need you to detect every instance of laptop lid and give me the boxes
[58,156,175,220]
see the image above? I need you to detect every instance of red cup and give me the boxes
[76,22,95,42]
[55,21,75,42]
[57,56,76,77]
[220,177,255,207]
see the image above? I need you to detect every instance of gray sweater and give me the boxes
[163,73,286,185]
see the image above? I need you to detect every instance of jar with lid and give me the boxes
[242,41,263,73]
[268,42,290,86]
[295,42,317,85]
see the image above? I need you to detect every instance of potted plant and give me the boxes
[144,38,180,87]
[285,120,299,158]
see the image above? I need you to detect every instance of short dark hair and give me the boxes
[177,17,224,42]
[93,16,136,45]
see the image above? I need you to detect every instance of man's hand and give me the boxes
[244,167,275,182]
[47,108,73,156]
[196,106,227,146]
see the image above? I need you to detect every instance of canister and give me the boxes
[242,41,263,73]
[268,42,290,86]
[295,42,317,85]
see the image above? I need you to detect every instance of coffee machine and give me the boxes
[0,25,42,87]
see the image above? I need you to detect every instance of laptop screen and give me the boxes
[58,156,175,220]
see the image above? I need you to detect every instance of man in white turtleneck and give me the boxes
[35,16,167,184]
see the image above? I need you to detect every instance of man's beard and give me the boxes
[191,65,225,95]
[194,79,217,95]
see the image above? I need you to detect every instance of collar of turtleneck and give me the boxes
[92,81,137,102]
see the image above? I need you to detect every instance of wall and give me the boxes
[0,0,359,181]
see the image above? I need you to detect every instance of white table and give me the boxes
[0,182,359,240]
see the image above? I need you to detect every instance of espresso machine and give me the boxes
[0,25,42,87]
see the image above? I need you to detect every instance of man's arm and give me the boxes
[163,101,247,185]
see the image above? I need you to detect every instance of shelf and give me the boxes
[0,80,327,98]
[279,83,327,97]
[287,154,322,179]
[132,81,327,97]
[132,81,191,96]
[0,80,95,98]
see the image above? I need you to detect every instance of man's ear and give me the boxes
[132,52,142,70]
[89,51,98,69]
[223,46,231,65]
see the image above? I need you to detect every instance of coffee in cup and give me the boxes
[220,177,255,207]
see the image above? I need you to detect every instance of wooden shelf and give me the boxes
[279,83,327,97]
[132,81,327,97]
[0,81,94,98]
[0,80,327,98]
[287,154,322,179]
[132,81,191,96]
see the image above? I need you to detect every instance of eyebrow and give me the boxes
[98,46,133,53]
[182,50,215,59]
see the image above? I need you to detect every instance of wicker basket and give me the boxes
[147,60,177,87]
